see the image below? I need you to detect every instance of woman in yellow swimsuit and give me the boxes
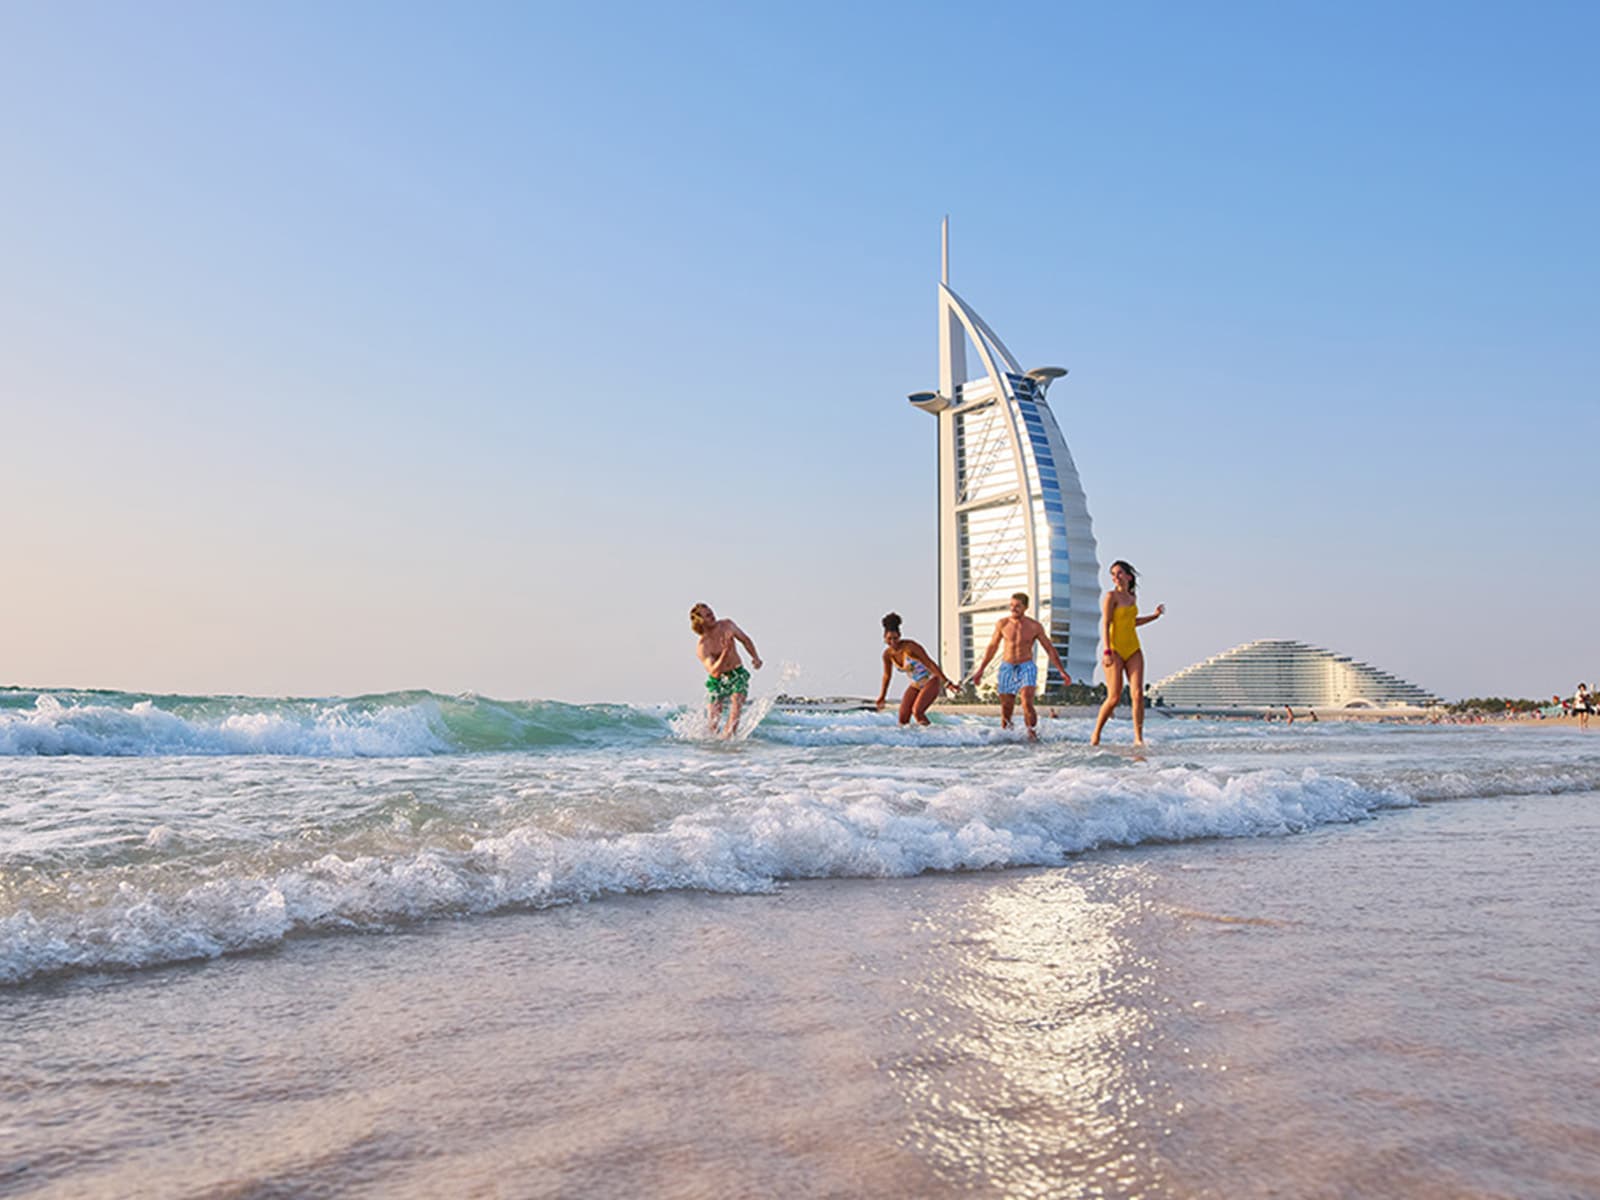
[1091,560,1165,747]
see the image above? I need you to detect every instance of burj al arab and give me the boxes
[907,221,1101,691]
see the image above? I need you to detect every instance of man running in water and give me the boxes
[689,602,763,738]
[967,593,1071,741]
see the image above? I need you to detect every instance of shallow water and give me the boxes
[5,691,1597,988]
[3,691,1598,1195]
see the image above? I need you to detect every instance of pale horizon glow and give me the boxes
[2,2,1596,704]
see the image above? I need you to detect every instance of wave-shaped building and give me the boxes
[1150,639,1439,709]
[907,222,1100,688]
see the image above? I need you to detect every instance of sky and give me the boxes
[2,1,1596,704]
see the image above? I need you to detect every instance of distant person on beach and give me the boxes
[967,593,1071,741]
[689,603,762,738]
[1576,683,1593,730]
[875,613,956,726]
[1090,560,1165,747]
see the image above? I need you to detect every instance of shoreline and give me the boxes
[783,699,1593,729]
[14,789,1598,1198]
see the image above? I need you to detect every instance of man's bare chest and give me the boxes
[1002,620,1037,649]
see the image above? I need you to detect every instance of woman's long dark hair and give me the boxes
[1110,560,1138,594]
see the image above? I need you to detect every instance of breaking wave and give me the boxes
[0,689,672,756]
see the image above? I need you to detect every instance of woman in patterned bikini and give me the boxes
[875,612,956,726]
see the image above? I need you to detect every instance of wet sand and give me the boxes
[6,790,1598,1199]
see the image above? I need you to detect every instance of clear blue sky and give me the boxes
[3,1,1595,703]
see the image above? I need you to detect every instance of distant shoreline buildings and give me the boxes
[1150,639,1439,710]
[907,221,1100,687]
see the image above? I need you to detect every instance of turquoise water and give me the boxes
[0,687,670,755]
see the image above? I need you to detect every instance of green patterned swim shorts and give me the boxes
[705,666,750,701]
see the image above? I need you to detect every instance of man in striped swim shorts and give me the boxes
[967,593,1071,742]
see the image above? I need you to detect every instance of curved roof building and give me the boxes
[1151,639,1439,709]
[909,222,1100,688]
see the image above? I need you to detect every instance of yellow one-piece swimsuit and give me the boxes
[1110,604,1141,659]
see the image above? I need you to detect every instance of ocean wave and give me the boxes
[1388,765,1600,803]
[0,690,672,756]
[0,763,1411,986]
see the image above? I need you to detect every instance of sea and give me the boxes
[2,687,1597,1199]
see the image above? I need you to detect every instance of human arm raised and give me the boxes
[1134,604,1165,627]
[731,622,763,670]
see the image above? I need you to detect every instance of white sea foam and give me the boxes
[0,693,455,757]
[668,661,802,742]
[668,692,779,742]
[4,695,1598,987]
[759,708,1083,746]
[0,761,1416,986]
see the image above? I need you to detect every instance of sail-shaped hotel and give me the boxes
[908,223,1100,690]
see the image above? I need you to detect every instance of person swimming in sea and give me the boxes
[875,612,956,726]
[689,603,762,738]
[1090,560,1165,747]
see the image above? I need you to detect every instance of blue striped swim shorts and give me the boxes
[996,659,1037,696]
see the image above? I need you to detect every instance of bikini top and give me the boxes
[896,648,931,679]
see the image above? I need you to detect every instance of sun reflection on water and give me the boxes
[889,867,1180,1197]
